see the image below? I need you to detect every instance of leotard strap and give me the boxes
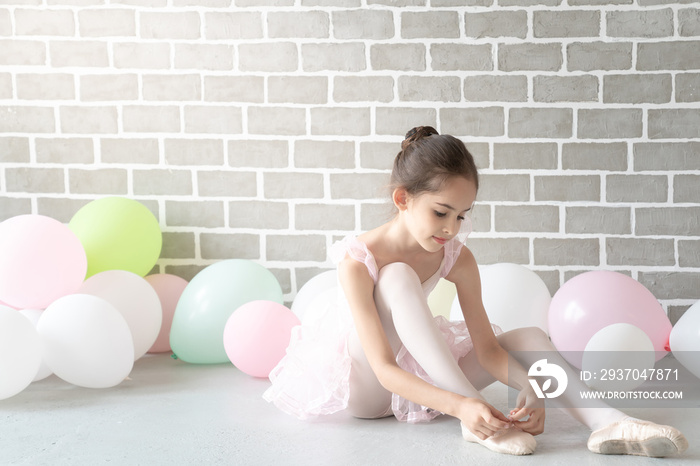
[329,236,379,284]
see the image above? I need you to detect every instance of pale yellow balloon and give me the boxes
[428,278,457,319]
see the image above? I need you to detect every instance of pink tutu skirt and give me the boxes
[263,295,503,423]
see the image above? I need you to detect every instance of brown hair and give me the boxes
[390,126,479,196]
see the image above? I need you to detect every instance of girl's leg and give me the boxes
[345,261,478,419]
[494,326,627,431]
[479,326,687,457]
[372,262,485,399]
[346,328,393,419]
[346,262,535,455]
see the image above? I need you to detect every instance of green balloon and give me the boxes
[69,197,162,278]
[170,259,283,364]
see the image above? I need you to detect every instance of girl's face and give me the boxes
[401,176,477,253]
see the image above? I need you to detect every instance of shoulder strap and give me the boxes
[329,236,379,284]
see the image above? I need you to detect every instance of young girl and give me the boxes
[263,126,688,457]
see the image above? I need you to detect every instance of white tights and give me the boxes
[346,262,627,431]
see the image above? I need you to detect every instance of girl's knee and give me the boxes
[520,326,549,341]
[501,326,548,340]
[497,326,552,350]
[376,262,421,297]
[374,262,423,313]
[378,262,418,282]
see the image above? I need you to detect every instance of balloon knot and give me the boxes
[170,353,178,360]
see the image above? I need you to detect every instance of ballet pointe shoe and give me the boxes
[461,422,536,456]
[587,418,688,457]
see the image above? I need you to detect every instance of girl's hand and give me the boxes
[508,387,545,436]
[458,397,512,440]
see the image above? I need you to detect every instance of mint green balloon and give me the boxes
[170,259,283,364]
[69,197,162,278]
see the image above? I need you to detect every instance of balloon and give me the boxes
[429,278,456,320]
[18,309,53,381]
[37,294,134,388]
[450,263,551,334]
[0,306,42,400]
[0,214,87,309]
[291,270,337,321]
[79,270,162,360]
[223,300,300,378]
[170,259,283,364]
[68,197,162,278]
[582,323,655,391]
[549,271,671,369]
[0,299,19,310]
[669,300,700,379]
[300,286,339,325]
[145,274,189,353]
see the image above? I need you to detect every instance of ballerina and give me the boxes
[264,126,688,457]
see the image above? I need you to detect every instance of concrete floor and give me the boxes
[1,354,698,466]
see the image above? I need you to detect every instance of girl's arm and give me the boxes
[446,247,545,434]
[337,256,510,438]
[446,247,529,389]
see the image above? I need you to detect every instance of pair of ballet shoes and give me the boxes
[462,418,688,458]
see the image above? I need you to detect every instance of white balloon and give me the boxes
[292,270,337,321]
[582,323,655,391]
[37,294,134,388]
[669,300,700,379]
[301,287,338,324]
[450,263,551,334]
[79,270,162,360]
[18,309,53,381]
[0,306,42,400]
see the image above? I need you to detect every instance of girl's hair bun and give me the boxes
[391,125,479,196]
[401,126,439,151]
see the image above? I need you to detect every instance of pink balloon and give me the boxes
[223,300,300,378]
[0,215,87,309]
[549,271,672,369]
[145,274,189,353]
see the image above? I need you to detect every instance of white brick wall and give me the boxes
[0,1,699,321]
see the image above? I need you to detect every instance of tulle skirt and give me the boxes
[263,294,503,423]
